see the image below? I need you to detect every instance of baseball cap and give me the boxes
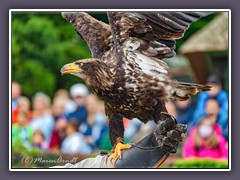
[70,83,89,97]
[207,74,221,84]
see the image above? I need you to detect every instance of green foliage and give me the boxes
[12,140,92,168]
[12,140,44,168]
[172,158,228,168]
[12,12,91,98]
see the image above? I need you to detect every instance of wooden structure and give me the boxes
[179,12,229,85]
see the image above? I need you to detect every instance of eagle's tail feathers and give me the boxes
[169,82,211,101]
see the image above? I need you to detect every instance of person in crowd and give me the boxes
[54,89,77,115]
[175,99,195,135]
[12,96,32,124]
[205,99,228,140]
[85,94,109,150]
[49,97,68,151]
[12,111,34,149]
[12,81,21,111]
[193,74,228,128]
[61,121,92,155]
[32,129,49,150]
[67,84,90,136]
[30,92,55,146]
[183,115,228,160]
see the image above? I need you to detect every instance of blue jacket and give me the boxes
[193,90,229,139]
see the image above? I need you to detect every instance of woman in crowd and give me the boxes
[30,92,55,146]
[49,97,68,151]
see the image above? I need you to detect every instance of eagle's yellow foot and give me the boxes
[112,142,131,160]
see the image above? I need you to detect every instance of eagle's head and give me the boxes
[60,59,97,80]
[61,59,115,94]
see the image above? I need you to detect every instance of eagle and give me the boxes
[61,12,211,159]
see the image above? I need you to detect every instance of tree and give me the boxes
[12,12,91,98]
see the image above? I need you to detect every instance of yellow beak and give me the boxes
[60,63,80,75]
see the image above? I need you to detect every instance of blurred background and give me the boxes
[11,11,229,168]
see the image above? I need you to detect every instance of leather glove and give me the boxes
[105,114,187,168]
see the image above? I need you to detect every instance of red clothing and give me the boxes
[183,124,228,159]
[49,130,61,150]
[12,108,32,124]
[12,108,19,124]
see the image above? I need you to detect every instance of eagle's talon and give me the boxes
[112,142,131,160]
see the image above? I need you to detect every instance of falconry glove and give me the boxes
[107,115,187,168]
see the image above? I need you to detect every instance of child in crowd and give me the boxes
[12,111,34,149]
[183,115,228,160]
[205,99,228,140]
[32,130,49,150]
[61,121,92,155]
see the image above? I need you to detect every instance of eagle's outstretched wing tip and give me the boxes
[61,12,69,19]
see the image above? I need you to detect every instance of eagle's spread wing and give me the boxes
[107,12,212,76]
[61,12,213,153]
[62,12,112,58]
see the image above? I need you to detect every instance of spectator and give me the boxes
[183,115,228,160]
[12,96,32,124]
[205,99,228,140]
[12,81,21,111]
[85,94,100,126]
[193,74,228,129]
[30,92,54,145]
[85,95,109,149]
[32,130,49,150]
[175,99,195,135]
[12,111,34,149]
[54,89,77,115]
[67,84,90,136]
[49,98,68,151]
[61,121,92,155]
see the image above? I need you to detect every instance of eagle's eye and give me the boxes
[75,62,83,67]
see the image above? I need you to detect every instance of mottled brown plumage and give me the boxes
[61,12,211,147]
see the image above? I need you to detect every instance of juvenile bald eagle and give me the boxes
[61,12,211,159]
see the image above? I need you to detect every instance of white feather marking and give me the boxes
[124,38,140,51]
[123,38,169,83]
[125,82,137,89]
[134,51,168,74]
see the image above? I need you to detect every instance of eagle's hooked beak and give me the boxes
[60,63,80,75]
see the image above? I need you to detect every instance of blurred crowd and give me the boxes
[12,83,110,155]
[11,74,229,161]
